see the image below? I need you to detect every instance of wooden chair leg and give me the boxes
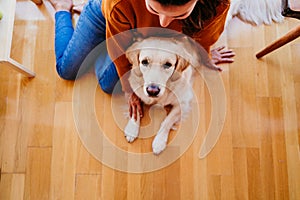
[256,24,300,58]
[31,0,43,5]
[282,0,300,20]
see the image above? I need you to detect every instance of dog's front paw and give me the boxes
[124,118,139,143]
[152,133,168,155]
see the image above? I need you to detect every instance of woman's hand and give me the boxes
[211,46,235,64]
[72,3,85,13]
[125,92,143,121]
[49,0,73,12]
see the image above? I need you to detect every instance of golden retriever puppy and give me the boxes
[124,36,220,155]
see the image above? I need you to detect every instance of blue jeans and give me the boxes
[54,0,120,94]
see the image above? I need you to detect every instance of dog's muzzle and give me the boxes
[146,84,160,97]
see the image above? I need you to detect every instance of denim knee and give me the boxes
[95,56,121,94]
[56,63,77,80]
[56,60,91,80]
[98,68,121,94]
[99,78,117,94]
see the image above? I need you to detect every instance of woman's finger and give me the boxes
[220,52,235,58]
[215,46,225,51]
[129,102,133,118]
[216,58,234,64]
[137,101,143,118]
[131,102,137,120]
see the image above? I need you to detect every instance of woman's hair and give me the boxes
[154,0,224,35]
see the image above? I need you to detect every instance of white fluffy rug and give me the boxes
[227,0,284,25]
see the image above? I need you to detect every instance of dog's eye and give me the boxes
[141,59,149,66]
[163,62,173,69]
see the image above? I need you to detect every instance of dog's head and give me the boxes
[126,37,190,98]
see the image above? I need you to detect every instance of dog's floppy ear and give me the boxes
[126,38,144,66]
[126,49,143,77]
[131,65,142,77]
[175,55,190,72]
[126,48,140,67]
[170,55,190,81]
[126,41,143,77]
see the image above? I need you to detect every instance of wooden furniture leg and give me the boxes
[282,0,300,20]
[0,0,36,77]
[256,24,300,59]
[256,0,300,58]
[31,0,43,5]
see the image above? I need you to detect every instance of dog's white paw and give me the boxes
[152,133,168,155]
[125,134,137,143]
[124,118,139,143]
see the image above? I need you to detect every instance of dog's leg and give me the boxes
[124,113,140,143]
[152,106,181,155]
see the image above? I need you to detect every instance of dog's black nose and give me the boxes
[146,84,160,97]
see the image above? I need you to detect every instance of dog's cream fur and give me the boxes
[227,0,284,26]
[124,36,219,154]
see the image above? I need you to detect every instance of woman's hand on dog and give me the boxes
[211,46,235,64]
[126,92,143,121]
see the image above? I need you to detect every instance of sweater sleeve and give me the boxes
[103,2,136,92]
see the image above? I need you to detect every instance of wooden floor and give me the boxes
[1,1,300,199]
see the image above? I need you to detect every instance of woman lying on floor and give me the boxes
[49,0,235,118]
